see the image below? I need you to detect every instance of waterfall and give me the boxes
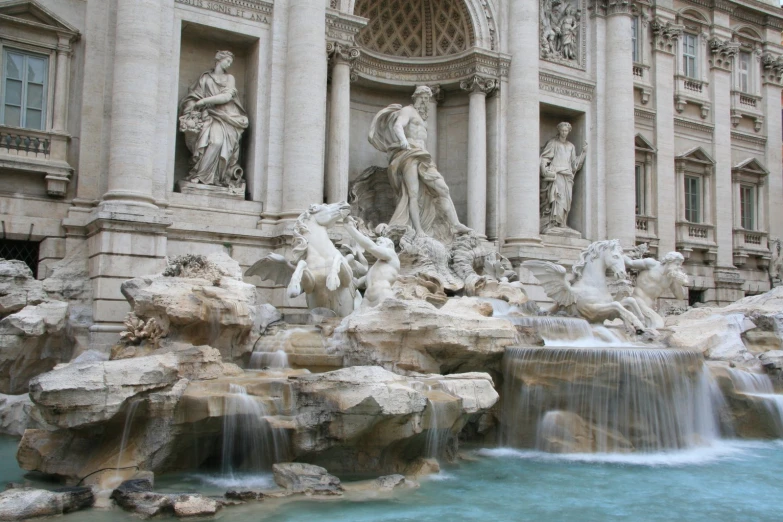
[502,347,724,453]
[249,349,289,369]
[221,384,287,475]
[424,398,452,460]
[725,368,783,436]
[115,398,142,472]
[508,316,594,345]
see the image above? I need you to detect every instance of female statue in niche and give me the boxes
[179,50,249,192]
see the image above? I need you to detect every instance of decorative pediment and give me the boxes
[676,146,715,165]
[0,0,79,39]
[634,134,656,153]
[732,158,768,184]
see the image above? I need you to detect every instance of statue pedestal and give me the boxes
[541,226,581,239]
[177,180,245,200]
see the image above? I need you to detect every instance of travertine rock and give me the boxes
[0,260,46,318]
[111,479,173,518]
[0,393,48,436]
[0,301,73,394]
[272,463,343,495]
[0,487,93,520]
[173,494,221,517]
[121,252,273,364]
[337,297,517,376]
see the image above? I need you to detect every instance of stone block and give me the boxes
[89,254,165,279]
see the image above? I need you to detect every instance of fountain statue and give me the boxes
[539,121,587,235]
[623,251,689,328]
[342,216,400,309]
[522,239,647,333]
[366,85,470,242]
[178,50,249,196]
[247,202,359,316]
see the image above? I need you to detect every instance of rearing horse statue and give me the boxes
[522,240,647,333]
[246,202,358,316]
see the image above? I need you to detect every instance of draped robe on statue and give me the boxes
[367,104,455,242]
[180,72,249,187]
[539,138,583,233]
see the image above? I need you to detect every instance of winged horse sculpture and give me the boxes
[522,240,648,333]
[246,202,359,317]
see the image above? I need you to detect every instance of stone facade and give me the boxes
[0,0,780,342]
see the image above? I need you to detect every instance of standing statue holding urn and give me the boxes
[539,122,587,235]
[179,50,249,194]
[367,85,470,242]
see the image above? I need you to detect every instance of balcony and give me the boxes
[732,229,770,267]
[0,126,72,197]
[676,221,717,263]
[635,215,657,239]
[729,91,763,132]
[674,75,710,119]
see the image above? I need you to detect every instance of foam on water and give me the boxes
[477,440,766,467]
[198,473,276,489]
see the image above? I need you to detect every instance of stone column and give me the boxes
[761,54,783,245]
[709,38,740,268]
[51,35,70,133]
[460,75,496,237]
[651,19,682,255]
[281,0,328,218]
[102,0,164,208]
[425,85,442,164]
[603,3,636,247]
[503,0,540,255]
[85,0,171,347]
[326,42,359,204]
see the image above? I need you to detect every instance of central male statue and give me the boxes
[368,85,470,241]
[539,121,587,234]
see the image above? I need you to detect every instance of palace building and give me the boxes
[0,0,781,345]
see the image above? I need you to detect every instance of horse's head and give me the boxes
[601,240,627,280]
[306,202,351,228]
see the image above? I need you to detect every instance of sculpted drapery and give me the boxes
[179,51,249,190]
[539,122,586,233]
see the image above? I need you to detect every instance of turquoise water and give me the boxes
[2,436,782,521]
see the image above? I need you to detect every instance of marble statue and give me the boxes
[770,238,782,287]
[540,0,581,63]
[344,217,400,309]
[523,240,648,333]
[623,252,689,329]
[179,50,249,193]
[368,85,470,241]
[539,122,587,235]
[246,202,358,316]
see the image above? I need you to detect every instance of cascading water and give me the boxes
[249,349,289,369]
[221,384,287,476]
[424,397,451,460]
[502,347,725,453]
[725,367,783,436]
[509,316,594,345]
[115,398,142,473]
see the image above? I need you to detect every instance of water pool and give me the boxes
[2,437,781,521]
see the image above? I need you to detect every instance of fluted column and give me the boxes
[51,35,70,133]
[281,0,328,217]
[651,19,683,255]
[604,2,636,246]
[461,75,496,237]
[425,85,442,164]
[102,0,162,207]
[761,54,783,248]
[709,37,740,268]
[504,0,540,253]
[326,42,359,204]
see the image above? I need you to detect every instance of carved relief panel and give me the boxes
[540,0,586,70]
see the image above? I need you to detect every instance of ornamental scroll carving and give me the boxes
[540,0,584,68]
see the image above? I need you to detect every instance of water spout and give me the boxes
[115,398,142,473]
[249,349,289,370]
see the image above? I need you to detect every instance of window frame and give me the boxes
[740,184,755,231]
[0,47,49,131]
[631,16,640,64]
[635,163,645,216]
[736,50,752,94]
[682,32,698,79]
[684,174,702,223]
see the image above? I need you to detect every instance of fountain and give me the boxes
[221,384,287,476]
[502,347,724,453]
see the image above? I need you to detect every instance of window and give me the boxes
[1,49,48,130]
[682,34,698,79]
[737,51,751,93]
[685,175,701,223]
[631,17,640,63]
[688,289,704,307]
[0,240,39,278]
[635,164,645,215]
[740,185,755,230]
